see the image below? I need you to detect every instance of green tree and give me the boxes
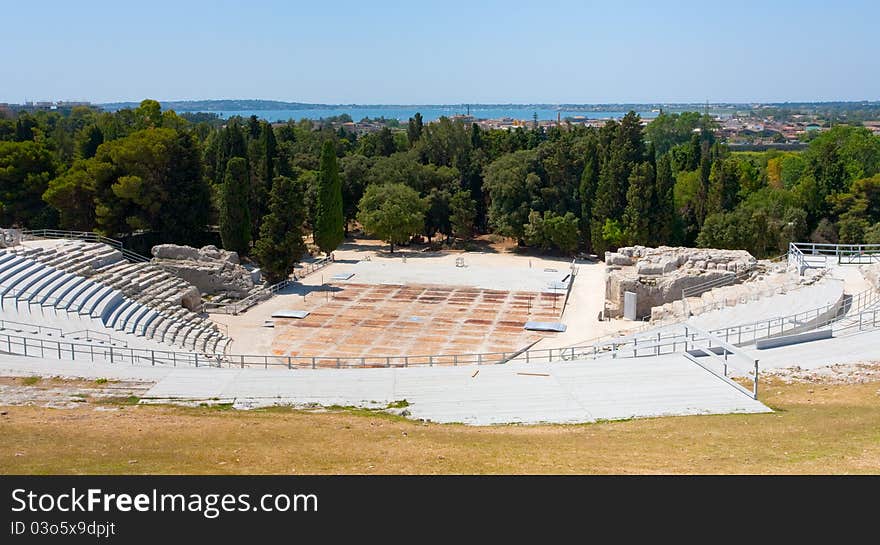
[339,154,371,233]
[601,218,626,249]
[622,161,655,245]
[525,210,579,254]
[0,141,57,228]
[706,157,740,216]
[86,128,209,243]
[590,146,630,253]
[357,183,426,252]
[252,176,307,283]
[578,141,600,249]
[314,140,344,254]
[482,149,538,242]
[407,113,423,147]
[653,153,676,245]
[75,124,104,159]
[424,187,452,241]
[219,157,251,255]
[43,159,99,230]
[449,190,477,239]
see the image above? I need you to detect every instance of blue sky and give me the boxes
[3,0,877,104]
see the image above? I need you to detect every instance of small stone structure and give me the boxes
[151,244,258,300]
[604,246,757,320]
[862,263,880,290]
[0,228,22,248]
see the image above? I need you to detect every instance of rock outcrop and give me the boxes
[861,263,880,290]
[604,246,758,320]
[151,244,258,299]
[0,228,22,248]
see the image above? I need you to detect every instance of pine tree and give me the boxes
[622,161,655,245]
[653,153,676,245]
[219,157,251,255]
[252,176,307,283]
[314,140,344,254]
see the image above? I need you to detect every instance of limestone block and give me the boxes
[636,261,665,275]
[605,252,634,266]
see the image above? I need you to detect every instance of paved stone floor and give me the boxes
[269,283,563,364]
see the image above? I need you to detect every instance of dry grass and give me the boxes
[1,378,879,474]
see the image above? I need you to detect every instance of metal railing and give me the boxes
[680,253,786,317]
[559,258,579,317]
[833,307,880,336]
[0,319,63,337]
[0,328,602,369]
[65,329,129,347]
[21,229,152,263]
[681,266,756,301]
[790,242,880,270]
[681,324,759,399]
[205,254,335,315]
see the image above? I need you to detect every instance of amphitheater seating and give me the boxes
[0,240,229,354]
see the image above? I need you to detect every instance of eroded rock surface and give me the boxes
[151,244,257,299]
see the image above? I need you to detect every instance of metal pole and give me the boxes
[753,360,759,399]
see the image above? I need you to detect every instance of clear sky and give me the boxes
[3,0,877,104]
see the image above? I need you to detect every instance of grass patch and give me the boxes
[2,377,880,474]
[387,400,410,409]
[20,376,41,386]
[198,402,234,411]
[99,395,141,406]
[94,378,108,385]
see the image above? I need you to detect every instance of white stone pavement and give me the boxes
[0,353,769,425]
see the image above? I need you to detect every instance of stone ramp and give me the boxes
[139,356,772,424]
[0,352,768,425]
[739,327,880,373]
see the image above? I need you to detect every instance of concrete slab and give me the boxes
[0,352,770,425]
[524,321,567,332]
[271,310,310,319]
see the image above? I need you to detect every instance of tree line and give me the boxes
[2,100,880,283]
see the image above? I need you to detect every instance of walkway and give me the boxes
[0,353,769,425]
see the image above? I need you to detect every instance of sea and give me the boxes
[173,107,658,123]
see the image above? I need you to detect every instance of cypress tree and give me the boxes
[695,142,713,226]
[253,176,307,283]
[706,156,740,217]
[407,112,423,147]
[622,161,656,245]
[219,157,251,255]
[578,140,600,250]
[653,153,676,245]
[314,140,344,254]
[249,121,277,237]
[590,145,630,253]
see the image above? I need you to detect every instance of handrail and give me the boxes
[205,254,335,315]
[681,323,759,399]
[21,229,152,263]
[65,328,129,347]
[0,319,63,337]
[790,241,880,269]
